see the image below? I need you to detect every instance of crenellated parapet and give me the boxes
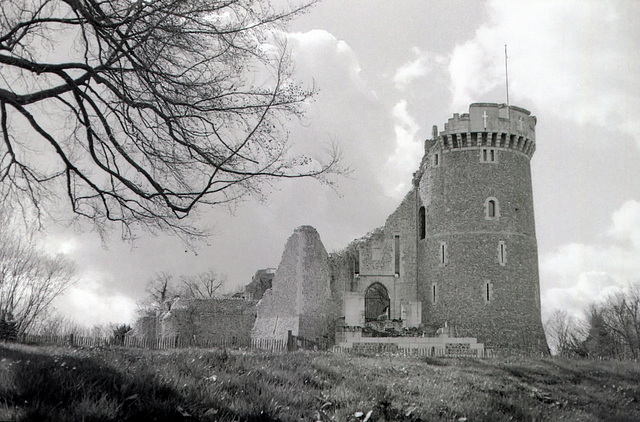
[433,103,537,158]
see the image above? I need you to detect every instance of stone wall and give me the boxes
[127,314,159,340]
[330,190,422,327]
[252,226,335,341]
[132,298,257,344]
[244,269,275,301]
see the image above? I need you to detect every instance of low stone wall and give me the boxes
[335,328,485,357]
[129,298,257,345]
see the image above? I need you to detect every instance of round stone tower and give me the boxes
[416,103,548,353]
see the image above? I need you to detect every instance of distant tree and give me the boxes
[137,271,179,314]
[29,313,85,336]
[597,284,640,359]
[180,269,226,299]
[111,323,131,345]
[544,309,585,357]
[0,0,340,239]
[0,216,76,335]
[583,304,621,359]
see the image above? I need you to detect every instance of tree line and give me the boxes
[137,269,229,316]
[545,282,640,360]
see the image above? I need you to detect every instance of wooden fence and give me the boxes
[251,337,287,352]
[286,331,331,352]
[17,333,287,352]
[123,336,251,350]
[20,333,119,348]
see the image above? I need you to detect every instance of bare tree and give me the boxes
[544,309,585,357]
[30,313,85,336]
[180,269,226,299]
[598,284,640,359]
[0,216,76,334]
[0,0,340,239]
[137,271,178,314]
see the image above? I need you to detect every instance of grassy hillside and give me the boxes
[1,343,639,421]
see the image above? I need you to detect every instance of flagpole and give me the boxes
[505,44,510,107]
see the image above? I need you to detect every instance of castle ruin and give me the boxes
[132,103,549,354]
[253,102,548,354]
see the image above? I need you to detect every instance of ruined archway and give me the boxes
[365,283,390,322]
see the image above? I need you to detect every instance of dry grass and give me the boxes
[1,342,639,421]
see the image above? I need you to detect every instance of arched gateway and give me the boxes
[365,283,390,321]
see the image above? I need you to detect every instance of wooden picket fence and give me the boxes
[123,336,251,350]
[20,333,119,348]
[251,337,287,352]
[17,332,288,352]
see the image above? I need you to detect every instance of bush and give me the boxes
[0,318,17,341]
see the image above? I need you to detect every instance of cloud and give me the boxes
[382,100,423,198]
[393,48,445,91]
[540,200,640,318]
[53,275,137,327]
[448,0,640,148]
[287,29,372,96]
[609,200,640,251]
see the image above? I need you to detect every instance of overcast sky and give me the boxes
[38,0,640,327]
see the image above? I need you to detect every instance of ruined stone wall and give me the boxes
[252,226,335,341]
[128,315,159,340]
[161,298,256,343]
[244,269,275,301]
[331,190,421,326]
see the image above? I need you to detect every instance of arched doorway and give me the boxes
[365,283,390,321]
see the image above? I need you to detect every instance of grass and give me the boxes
[1,343,640,421]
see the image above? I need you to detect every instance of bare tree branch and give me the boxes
[180,269,226,299]
[0,0,340,240]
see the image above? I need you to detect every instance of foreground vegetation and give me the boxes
[1,343,639,421]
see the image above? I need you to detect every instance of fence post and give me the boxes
[287,330,295,352]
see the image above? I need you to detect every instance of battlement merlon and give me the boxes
[439,103,536,142]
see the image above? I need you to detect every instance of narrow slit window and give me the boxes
[485,282,492,303]
[481,148,496,162]
[432,284,437,304]
[394,235,400,275]
[433,153,439,167]
[439,241,447,266]
[498,241,506,266]
[419,206,426,240]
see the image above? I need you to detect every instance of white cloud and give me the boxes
[448,0,640,148]
[609,200,640,251]
[54,275,137,327]
[382,100,423,198]
[287,30,371,96]
[540,199,640,318]
[393,48,445,90]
